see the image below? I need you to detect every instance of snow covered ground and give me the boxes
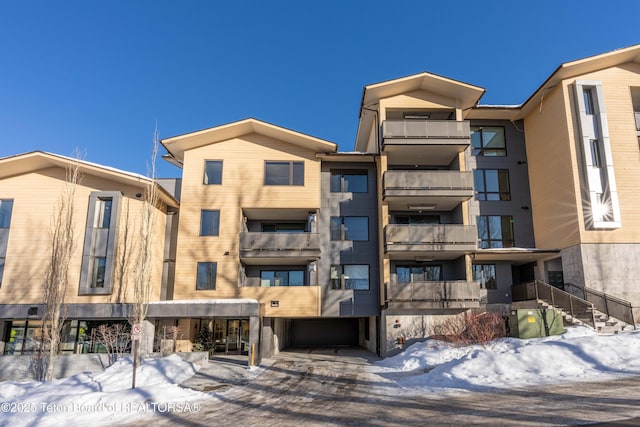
[374,326,640,393]
[1,327,639,426]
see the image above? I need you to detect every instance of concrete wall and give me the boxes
[0,351,208,381]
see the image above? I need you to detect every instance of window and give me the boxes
[396,265,442,283]
[200,210,220,236]
[0,258,4,287]
[583,88,595,115]
[477,215,514,248]
[395,215,439,225]
[260,270,304,287]
[331,265,369,290]
[0,199,14,228]
[589,139,602,168]
[330,216,368,241]
[204,160,223,185]
[91,257,106,288]
[264,161,304,186]
[330,170,367,192]
[474,170,511,201]
[471,127,506,156]
[196,262,217,290]
[94,198,112,228]
[261,223,306,233]
[473,264,497,289]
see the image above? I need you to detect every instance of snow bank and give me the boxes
[375,326,640,392]
[0,355,209,427]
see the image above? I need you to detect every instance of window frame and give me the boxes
[471,126,507,157]
[203,160,223,185]
[200,209,221,236]
[0,257,4,288]
[90,257,107,288]
[330,216,369,241]
[474,169,511,201]
[0,199,14,229]
[94,198,113,229]
[196,262,217,290]
[330,264,370,290]
[264,161,304,186]
[477,215,515,249]
[472,264,497,289]
[260,269,306,287]
[330,170,368,193]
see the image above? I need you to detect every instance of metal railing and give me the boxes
[564,283,635,328]
[383,120,470,140]
[388,276,480,302]
[512,280,596,329]
[239,232,320,252]
[383,170,474,191]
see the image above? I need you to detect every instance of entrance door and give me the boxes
[548,271,564,290]
[227,320,240,352]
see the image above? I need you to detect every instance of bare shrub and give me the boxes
[96,324,131,366]
[430,312,506,346]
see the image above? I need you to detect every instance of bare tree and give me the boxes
[40,155,81,381]
[96,323,131,366]
[130,127,160,347]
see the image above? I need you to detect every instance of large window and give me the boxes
[260,270,305,287]
[395,215,439,225]
[330,265,369,290]
[396,265,442,283]
[200,210,220,236]
[472,264,497,289]
[0,257,4,288]
[0,199,14,228]
[330,216,368,241]
[477,215,514,248]
[474,169,511,201]
[261,223,306,233]
[264,161,304,186]
[91,257,106,288]
[94,198,112,228]
[204,160,223,185]
[330,170,368,193]
[196,262,217,290]
[471,127,506,156]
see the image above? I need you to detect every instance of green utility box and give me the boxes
[509,309,565,339]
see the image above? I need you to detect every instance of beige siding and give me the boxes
[573,64,640,243]
[380,90,458,118]
[524,83,582,249]
[172,133,322,316]
[0,167,166,305]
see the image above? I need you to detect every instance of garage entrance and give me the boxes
[289,318,359,348]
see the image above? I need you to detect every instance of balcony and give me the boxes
[383,170,474,211]
[382,120,471,166]
[385,224,477,259]
[388,275,483,308]
[239,232,320,265]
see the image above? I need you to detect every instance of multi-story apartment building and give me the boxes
[1,44,639,362]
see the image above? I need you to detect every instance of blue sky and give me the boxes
[1,1,639,178]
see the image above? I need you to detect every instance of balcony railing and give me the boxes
[385,224,477,252]
[383,120,470,140]
[384,170,474,192]
[388,276,481,302]
[239,232,320,257]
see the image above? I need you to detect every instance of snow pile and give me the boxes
[375,326,640,392]
[0,355,208,427]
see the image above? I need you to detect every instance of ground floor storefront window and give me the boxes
[194,318,250,355]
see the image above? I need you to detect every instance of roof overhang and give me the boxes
[465,105,521,121]
[473,248,560,265]
[517,44,640,119]
[315,152,377,163]
[161,118,337,164]
[0,151,179,208]
[355,72,485,151]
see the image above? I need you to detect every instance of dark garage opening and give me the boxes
[289,318,359,348]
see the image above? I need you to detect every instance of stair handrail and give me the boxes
[563,283,635,329]
[513,280,596,329]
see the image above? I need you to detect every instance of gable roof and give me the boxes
[517,43,640,118]
[0,151,179,208]
[355,72,485,151]
[160,118,338,165]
